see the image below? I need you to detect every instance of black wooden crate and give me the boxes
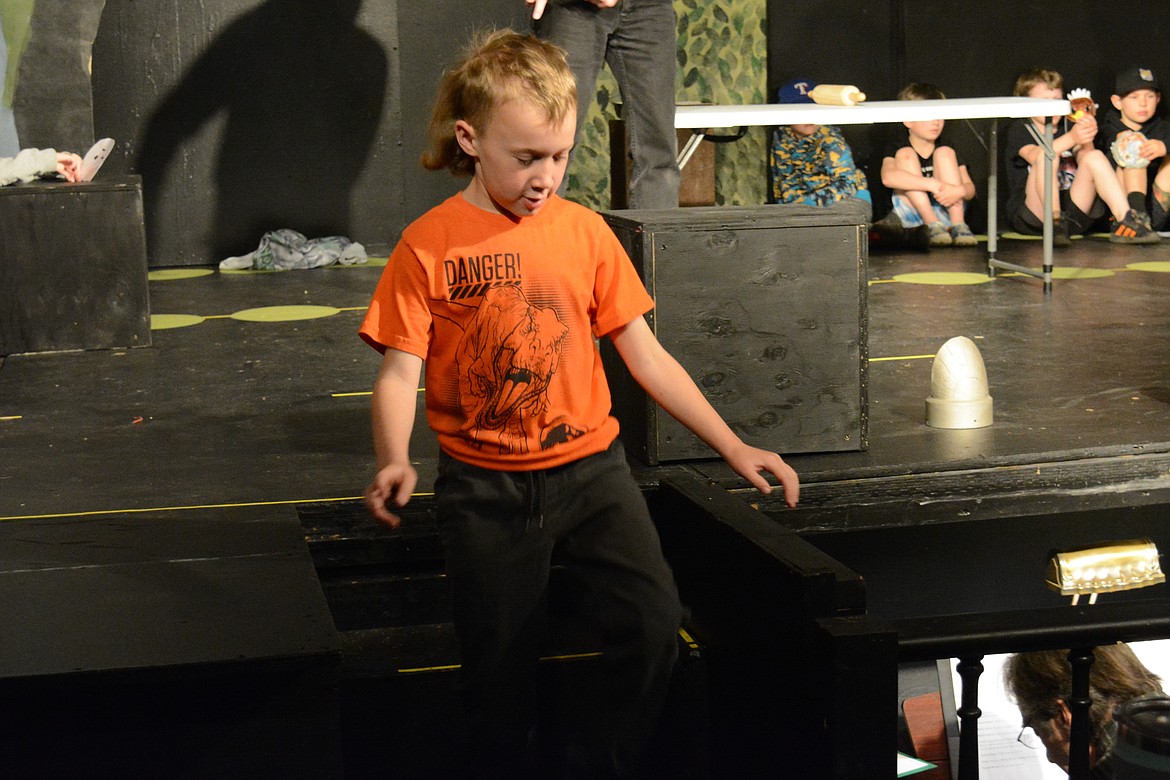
[0,176,151,355]
[601,204,868,463]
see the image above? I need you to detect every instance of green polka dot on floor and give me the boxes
[230,305,341,322]
[152,314,206,330]
[1127,261,1170,273]
[892,272,993,285]
[149,268,215,281]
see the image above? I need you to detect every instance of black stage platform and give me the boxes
[4,234,1170,520]
[4,234,1170,777]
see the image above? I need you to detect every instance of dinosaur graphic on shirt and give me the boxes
[456,285,569,454]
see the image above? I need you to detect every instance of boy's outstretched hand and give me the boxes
[722,442,800,508]
[364,461,418,529]
[56,152,83,182]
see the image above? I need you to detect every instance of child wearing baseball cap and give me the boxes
[769,77,871,214]
[1003,67,1151,246]
[1095,66,1170,241]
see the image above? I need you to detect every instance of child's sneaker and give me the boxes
[927,221,952,247]
[949,222,977,247]
[1051,217,1072,247]
[1109,210,1161,244]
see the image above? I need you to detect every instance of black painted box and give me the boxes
[601,203,868,463]
[0,176,151,355]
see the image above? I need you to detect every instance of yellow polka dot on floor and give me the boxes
[1128,261,1170,273]
[152,314,207,330]
[149,268,215,281]
[892,272,993,285]
[230,305,341,322]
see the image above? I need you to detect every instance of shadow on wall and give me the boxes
[137,0,387,263]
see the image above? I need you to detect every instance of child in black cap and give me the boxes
[1096,66,1170,241]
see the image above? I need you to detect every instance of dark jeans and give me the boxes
[436,439,682,778]
[535,0,680,209]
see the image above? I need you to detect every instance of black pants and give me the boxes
[1009,190,1105,235]
[436,439,682,779]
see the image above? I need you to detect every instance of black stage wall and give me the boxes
[79,0,1170,266]
[90,0,525,267]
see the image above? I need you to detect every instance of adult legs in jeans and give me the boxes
[535,0,680,208]
[436,441,682,778]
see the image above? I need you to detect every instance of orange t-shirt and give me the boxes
[360,194,653,471]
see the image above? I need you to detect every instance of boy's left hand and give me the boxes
[934,180,966,208]
[723,443,800,507]
[1140,138,1167,161]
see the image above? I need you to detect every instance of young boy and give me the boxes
[1096,66,1170,240]
[1004,68,1153,245]
[770,78,871,214]
[360,30,799,778]
[880,83,977,247]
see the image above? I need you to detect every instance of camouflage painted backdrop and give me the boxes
[564,0,767,210]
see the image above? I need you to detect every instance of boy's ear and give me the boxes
[1056,699,1073,731]
[1111,94,1124,110]
[454,119,478,159]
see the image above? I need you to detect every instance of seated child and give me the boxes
[770,78,871,216]
[880,83,977,247]
[1005,68,1154,245]
[1095,66,1170,241]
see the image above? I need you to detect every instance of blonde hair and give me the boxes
[1013,67,1063,97]
[897,82,945,101]
[421,29,577,177]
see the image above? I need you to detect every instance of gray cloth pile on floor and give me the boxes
[220,229,368,270]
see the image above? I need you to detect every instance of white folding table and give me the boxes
[675,97,1071,292]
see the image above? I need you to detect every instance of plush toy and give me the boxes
[1111,129,1150,168]
[1067,88,1096,122]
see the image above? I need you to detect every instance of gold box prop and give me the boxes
[1046,539,1165,604]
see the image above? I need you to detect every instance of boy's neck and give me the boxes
[1121,114,1145,131]
[908,134,935,157]
[460,181,530,222]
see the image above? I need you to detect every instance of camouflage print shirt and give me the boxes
[770,125,868,206]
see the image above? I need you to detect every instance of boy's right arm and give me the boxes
[364,348,424,529]
[1016,119,1092,169]
[880,153,937,195]
[610,316,799,506]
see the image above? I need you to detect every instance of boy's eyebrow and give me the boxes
[513,143,574,156]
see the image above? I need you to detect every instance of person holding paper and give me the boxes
[1004,643,1164,777]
